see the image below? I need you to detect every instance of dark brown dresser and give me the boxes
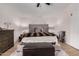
[23,43,55,56]
[0,30,14,54]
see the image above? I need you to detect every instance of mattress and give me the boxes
[21,36,59,46]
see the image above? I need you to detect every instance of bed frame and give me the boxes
[29,24,49,33]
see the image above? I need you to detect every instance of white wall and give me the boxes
[64,4,79,49]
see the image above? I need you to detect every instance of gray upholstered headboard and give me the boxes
[29,24,49,33]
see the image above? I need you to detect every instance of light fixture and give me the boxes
[36,3,51,7]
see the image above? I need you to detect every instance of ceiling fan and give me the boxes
[36,3,51,7]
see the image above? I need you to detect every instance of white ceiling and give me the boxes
[0,3,70,16]
[0,3,70,27]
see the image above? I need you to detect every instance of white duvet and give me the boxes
[21,36,59,46]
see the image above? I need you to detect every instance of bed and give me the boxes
[16,24,60,56]
[16,35,60,56]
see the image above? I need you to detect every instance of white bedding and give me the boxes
[21,36,59,46]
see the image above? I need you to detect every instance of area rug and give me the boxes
[10,45,68,56]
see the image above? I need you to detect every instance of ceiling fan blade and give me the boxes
[37,3,40,7]
[45,3,50,5]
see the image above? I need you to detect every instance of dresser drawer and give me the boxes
[0,30,14,53]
